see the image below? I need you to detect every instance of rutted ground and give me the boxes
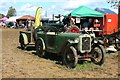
[2,28,119,78]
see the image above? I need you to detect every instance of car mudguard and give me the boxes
[21,33,29,45]
[36,38,46,50]
[98,40,104,45]
[60,40,78,55]
[67,39,79,44]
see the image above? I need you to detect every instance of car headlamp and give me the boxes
[94,38,98,43]
[74,38,79,43]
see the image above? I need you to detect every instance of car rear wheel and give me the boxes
[63,45,78,68]
[90,44,105,65]
[36,40,45,57]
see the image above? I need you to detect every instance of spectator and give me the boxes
[66,13,72,26]
[83,19,89,30]
[2,22,6,28]
[88,18,94,30]
[13,22,16,28]
[22,23,25,28]
[71,17,75,25]
[62,18,67,25]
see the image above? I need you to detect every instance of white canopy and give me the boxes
[6,16,21,22]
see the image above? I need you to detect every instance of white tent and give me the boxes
[6,16,21,22]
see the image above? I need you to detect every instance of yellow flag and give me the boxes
[35,7,42,29]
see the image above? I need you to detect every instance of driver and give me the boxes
[67,13,75,26]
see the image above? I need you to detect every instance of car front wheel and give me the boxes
[63,45,78,68]
[90,44,105,65]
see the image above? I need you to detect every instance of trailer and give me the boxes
[103,30,120,50]
[95,14,120,51]
[19,7,42,49]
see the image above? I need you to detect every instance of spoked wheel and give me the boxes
[90,44,105,65]
[19,35,27,50]
[35,40,45,57]
[63,45,78,68]
[68,27,80,33]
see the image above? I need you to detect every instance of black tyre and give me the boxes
[63,45,78,68]
[91,44,105,65]
[35,40,45,57]
[115,37,120,50]
[19,35,26,50]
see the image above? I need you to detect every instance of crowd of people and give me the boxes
[62,13,101,31]
[0,21,19,28]
[0,20,34,29]
[0,14,101,32]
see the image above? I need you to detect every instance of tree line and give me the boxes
[106,0,120,28]
[0,6,16,18]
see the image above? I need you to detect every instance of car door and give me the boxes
[45,31,57,52]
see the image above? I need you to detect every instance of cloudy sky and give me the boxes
[0,0,118,18]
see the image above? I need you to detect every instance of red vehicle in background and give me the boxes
[103,14,118,35]
[98,14,120,50]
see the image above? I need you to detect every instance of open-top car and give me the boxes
[19,7,105,68]
[35,23,105,68]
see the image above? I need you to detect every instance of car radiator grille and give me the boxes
[82,37,91,51]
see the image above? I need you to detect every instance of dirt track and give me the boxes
[1,28,119,78]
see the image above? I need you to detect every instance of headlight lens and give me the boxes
[94,40,98,43]
[74,38,79,43]
[94,38,98,43]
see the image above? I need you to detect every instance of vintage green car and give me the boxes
[35,24,105,68]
